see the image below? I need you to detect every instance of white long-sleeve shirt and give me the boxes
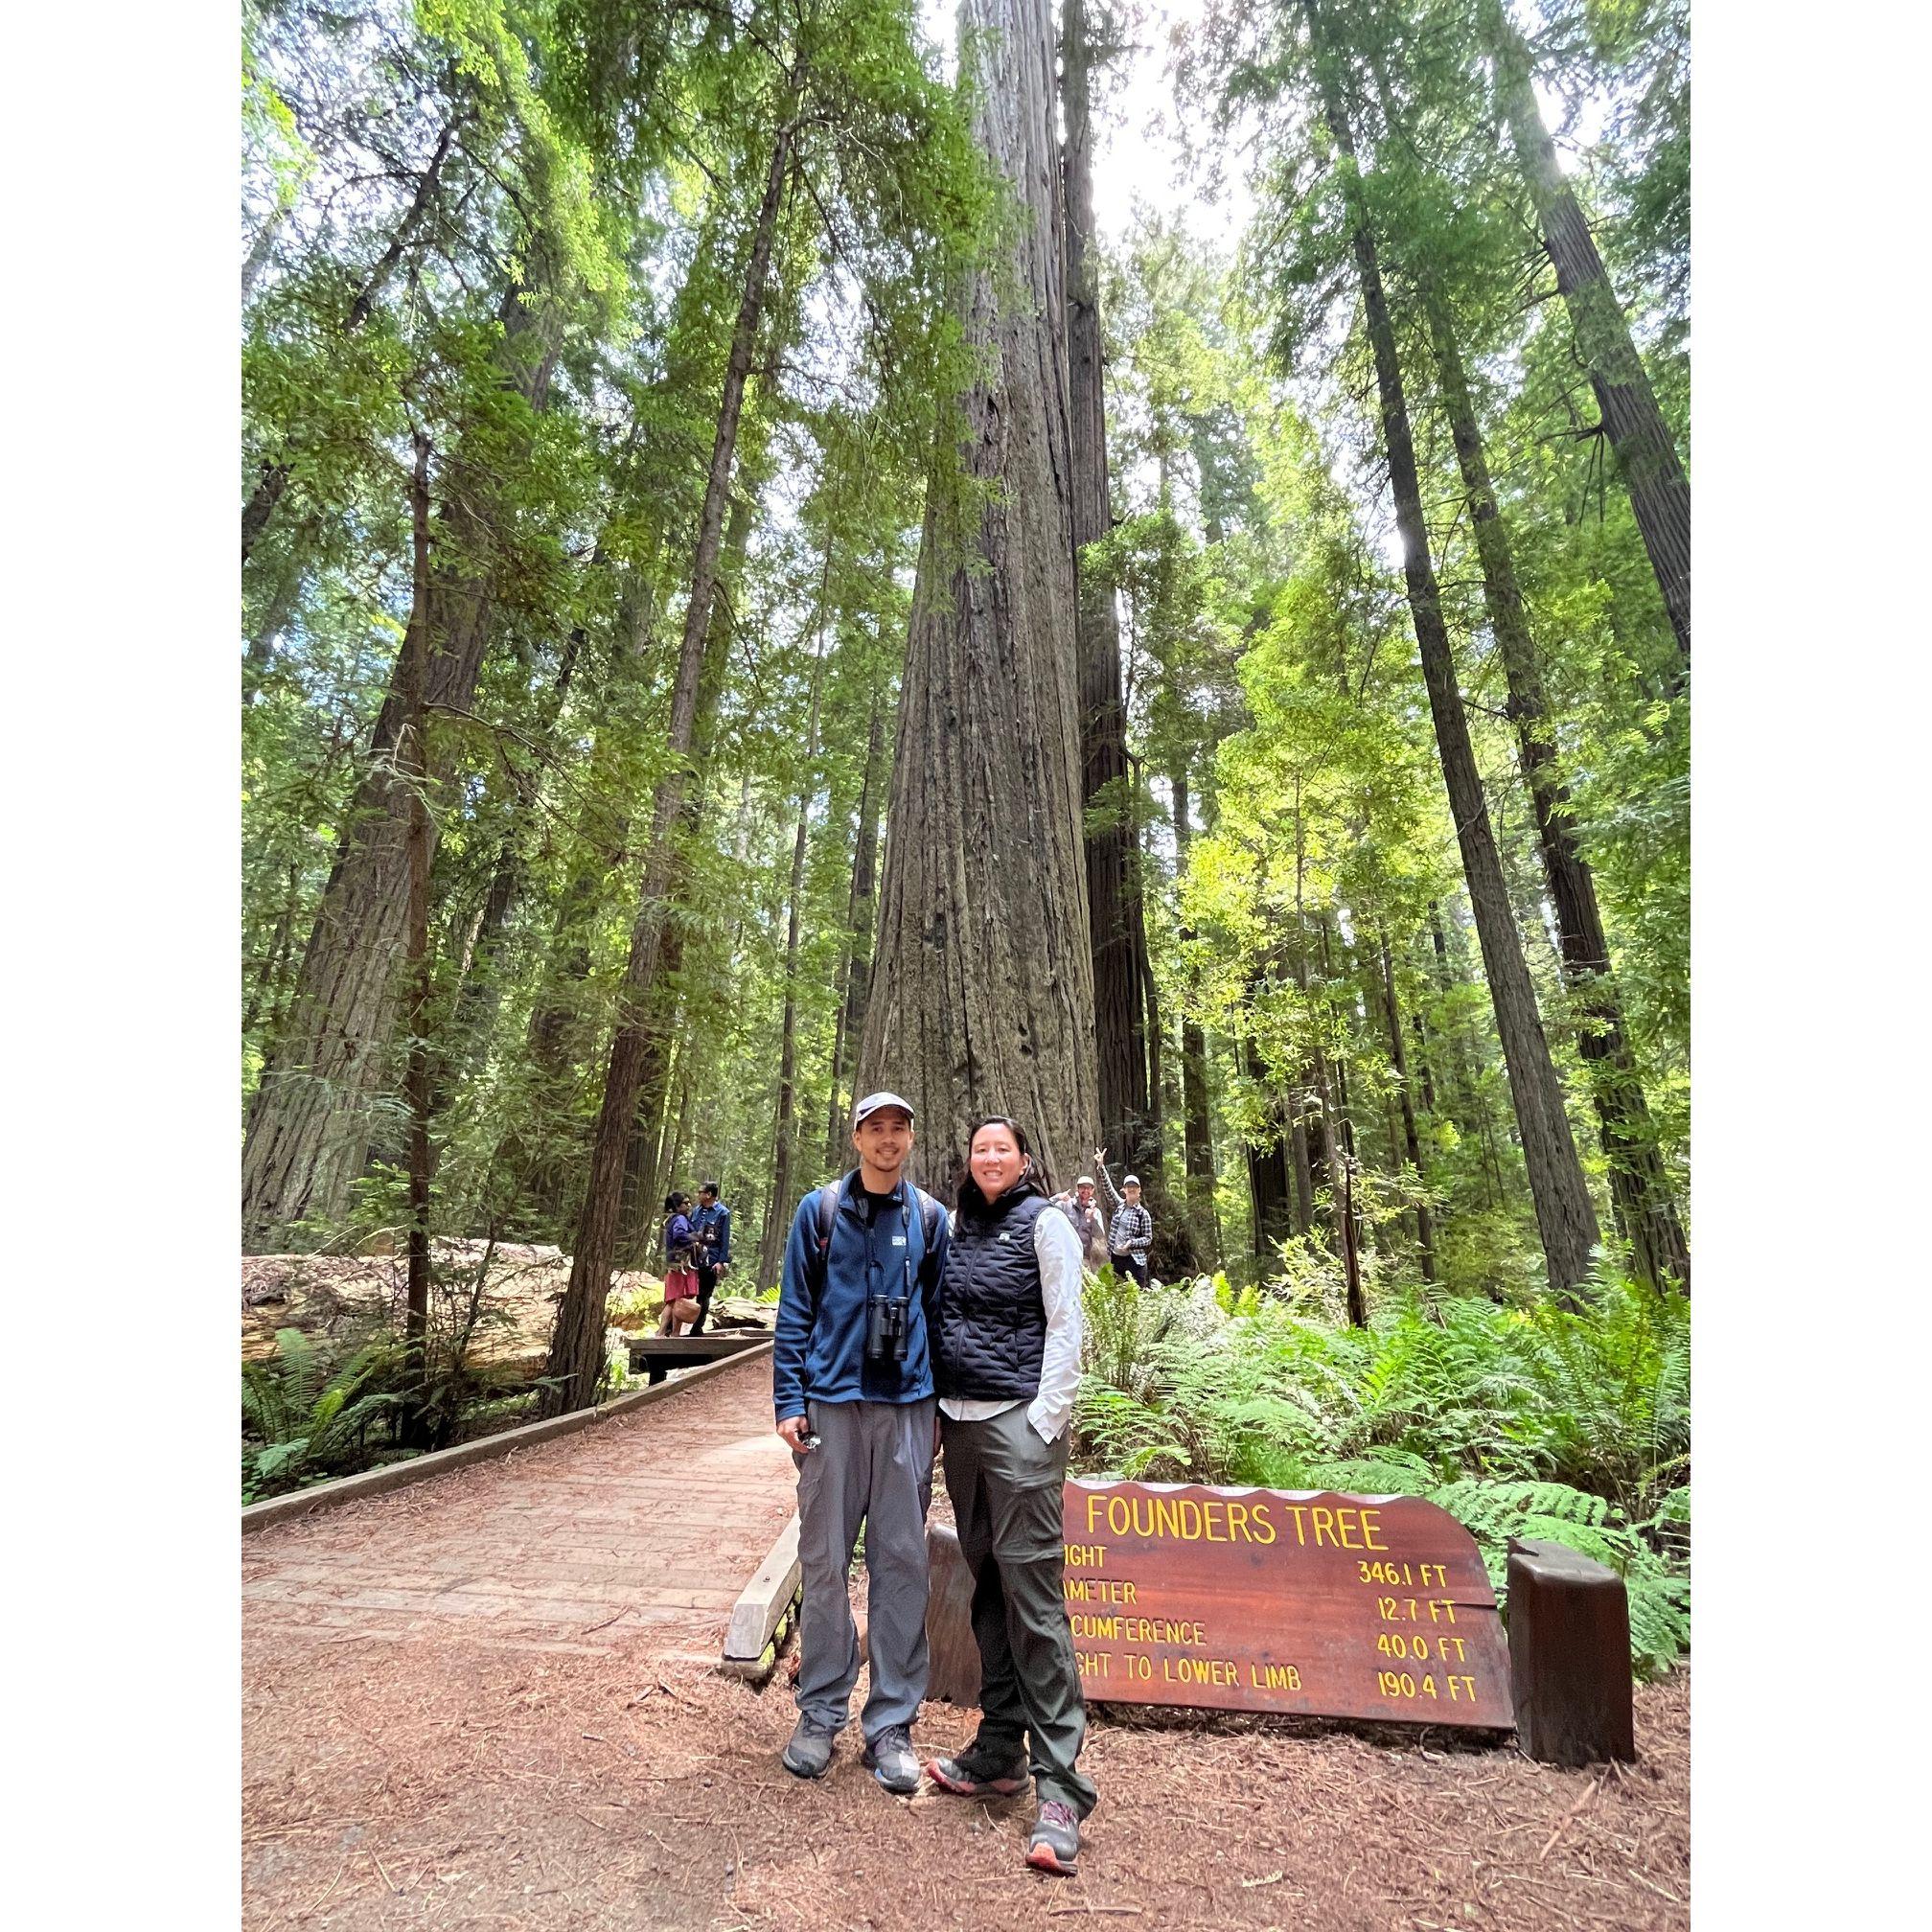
[938,1203,1085,1442]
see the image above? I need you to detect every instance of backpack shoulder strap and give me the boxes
[815,1181,840,1251]
[804,1181,843,1311]
[913,1186,943,1260]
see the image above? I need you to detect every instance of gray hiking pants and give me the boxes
[940,1404,1098,1817]
[793,1396,936,1739]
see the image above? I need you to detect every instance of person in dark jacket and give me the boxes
[771,1091,948,1796]
[689,1183,731,1334]
[927,1116,1095,1876]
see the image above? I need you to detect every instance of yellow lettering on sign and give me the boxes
[1249,1500,1277,1544]
[1063,1543,1106,1569]
[1310,1506,1338,1547]
[1247,1661,1301,1690]
[1283,1505,1309,1545]
[1358,1507,1387,1551]
[1161,1657,1239,1687]
[1334,1507,1361,1550]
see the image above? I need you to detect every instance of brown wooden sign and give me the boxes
[1061,1481,1512,1729]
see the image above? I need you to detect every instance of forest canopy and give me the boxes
[241,0,1690,1410]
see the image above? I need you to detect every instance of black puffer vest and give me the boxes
[934,1179,1051,1400]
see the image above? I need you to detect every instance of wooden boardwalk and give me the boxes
[243,1350,794,1664]
[242,1350,800,1929]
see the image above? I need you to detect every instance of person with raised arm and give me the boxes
[1093,1146,1154,1288]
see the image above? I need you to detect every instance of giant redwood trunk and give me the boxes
[1306,1,1599,1298]
[1428,309,1689,1289]
[241,274,561,1248]
[1063,0,1154,1184]
[858,0,1099,1190]
[543,113,794,1414]
[1484,5,1690,666]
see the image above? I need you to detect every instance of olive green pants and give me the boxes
[940,1404,1097,1817]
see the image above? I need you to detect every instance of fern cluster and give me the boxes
[1074,1267,1690,1677]
[242,1326,406,1500]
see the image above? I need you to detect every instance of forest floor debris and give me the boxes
[242,1350,1688,1931]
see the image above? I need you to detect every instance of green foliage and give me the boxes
[1073,1272,1690,1676]
[241,1326,406,1500]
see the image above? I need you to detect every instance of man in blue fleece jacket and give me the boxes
[772,1091,949,1794]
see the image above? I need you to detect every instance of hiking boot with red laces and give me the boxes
[1024,1800,1081,1874]
[926,1740,1028,1798]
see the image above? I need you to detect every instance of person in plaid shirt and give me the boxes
[1092,1147,1153,1288]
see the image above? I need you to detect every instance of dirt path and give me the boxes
[243,1362,1689,1930]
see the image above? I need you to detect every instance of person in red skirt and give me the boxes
[658,1192,702,1333]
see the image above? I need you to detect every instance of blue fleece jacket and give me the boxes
[772,1169,948,1418]
[692,1200,731,1265]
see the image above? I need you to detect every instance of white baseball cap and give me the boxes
[853,1091,915,1128]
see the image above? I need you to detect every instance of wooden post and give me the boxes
[1507,1536,1637,1765]
[925,1522,982,1707]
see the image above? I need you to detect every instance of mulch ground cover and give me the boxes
[243,1620,1687,1931]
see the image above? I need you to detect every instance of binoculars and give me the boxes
[865,1293,911,1365]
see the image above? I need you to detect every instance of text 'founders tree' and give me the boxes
[857,0,1100,1190]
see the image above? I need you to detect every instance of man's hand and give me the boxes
[1093,1146,1107,1168]
[777,1414,813,1452]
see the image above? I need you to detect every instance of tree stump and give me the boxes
[1507,1536,1636,1765]
[926,1523,981,1707]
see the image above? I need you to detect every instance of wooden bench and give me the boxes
[626,1331,770,1385]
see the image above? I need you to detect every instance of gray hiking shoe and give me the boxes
[862,1724,921,1795]
[782,1713,838,1780]
[1024,1800,1082,1875]
[927,1740,1029,1798]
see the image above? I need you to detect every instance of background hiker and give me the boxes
[771,1091,948,1795]
[1094,1148,1154,1289]
[930,1115,1096,1875]
[658,1192,702,1334]
[1054,1174,1109,1272]
[690,1181,731,1334]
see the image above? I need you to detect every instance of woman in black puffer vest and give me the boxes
[926,1116,1096,1876]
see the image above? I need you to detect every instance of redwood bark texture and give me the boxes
[858,0,1099,1192]
[1487,6,1690,666]
[1306,1,1599,1297]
